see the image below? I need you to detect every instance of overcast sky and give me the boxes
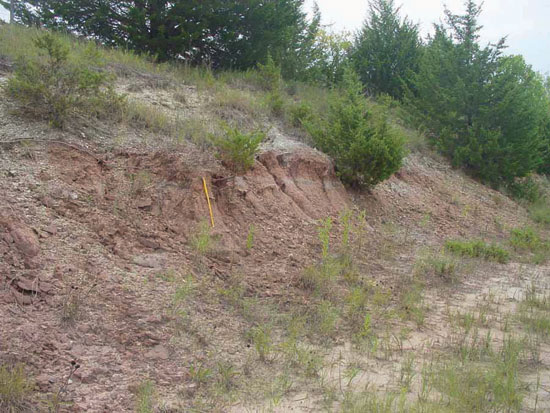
[305,0,550,75]
[1,1,548,74]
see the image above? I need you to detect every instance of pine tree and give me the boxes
[7,0,319,74]
[408,0,547,184]
[305,68,405,188]
[352,0,420,99]
[538,76,550,175]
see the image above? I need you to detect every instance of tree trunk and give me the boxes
[10,0,14,24]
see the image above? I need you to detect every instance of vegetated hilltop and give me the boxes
[1,24,550,413]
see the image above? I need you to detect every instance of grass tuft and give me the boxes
[445,239,509,263]
[0,364,34,413]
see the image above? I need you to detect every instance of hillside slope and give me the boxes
[1,49,550,412]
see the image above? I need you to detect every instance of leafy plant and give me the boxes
[216,362,238,392]
[416,251,460,283]
[248,326,273,362]
[305,68,405,188]
[352,0,421,99]
[189,220,215,256]
[311,300,340,340]
[506,177,543,203]
[6,32,121,128]
[445,239,509,263]
[246,224,255,250]
[340,209,353,254]
[288,101,313,127]
[212,126,265,174]
[509,227,550,263]
[407,2,547,185]
[172,275,195,310]
[256,53,282,92]
[509,227,542,251]
[529,200,550,225]
[189,363,212,387]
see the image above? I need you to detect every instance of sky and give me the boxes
[304,0,550,75]
[1,1,548,74]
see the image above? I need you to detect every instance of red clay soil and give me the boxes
[0,138,352,411]
[0,131,532,411]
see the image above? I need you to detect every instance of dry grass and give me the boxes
[0,364,34,413]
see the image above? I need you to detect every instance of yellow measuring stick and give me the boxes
[202,177,215,228]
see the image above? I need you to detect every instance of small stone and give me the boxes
[132,254,165,268]
[10,224,40,257]
[13,291,33,305]
[145,345,170,361]
[1,232,13,244]
[39,281,54,294]
[35,374,55,389]
[144,314,163,324]
[16,277,39,293]
[138,237,160,250]
[44,224,57,235]
[137,198,153,209]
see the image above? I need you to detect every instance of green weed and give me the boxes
[517,284,550,338]
[509,227,550,263]
[529,200,550,225]
[445,239,509,263]
[399,278,426,326]
[435,336,525,412]
[279,339,322,378]
[215,361,238,392]
[416,251,460,283]
[0,364,33,413]
[310,300,340,341]
[247,326,273,362]
[189,363,212,387]
[190,220,216,256]
[172,275,195,307]
[135,380,155,413]
[246,224,255,250]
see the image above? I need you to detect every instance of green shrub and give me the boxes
[299,258,344,299]
[5,33,121,128]
[416,252,459,283]
[247,326,273,362]
[509,227,550,263]
[529,200,550,225]
[305,68,405,188]
[264,90,286,117]
[288,101,313,127]
[509,227,542,251]
[506,177,542,203]
[256,53,282,92]
[212,125,265,173]
[311,300,340,340]
[445,240,509,263]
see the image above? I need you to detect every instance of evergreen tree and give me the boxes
[539,76,550,175]
[352,0,420,99]
[408,0,547,184]
[7,0,319,75]
[305,68,405,188]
